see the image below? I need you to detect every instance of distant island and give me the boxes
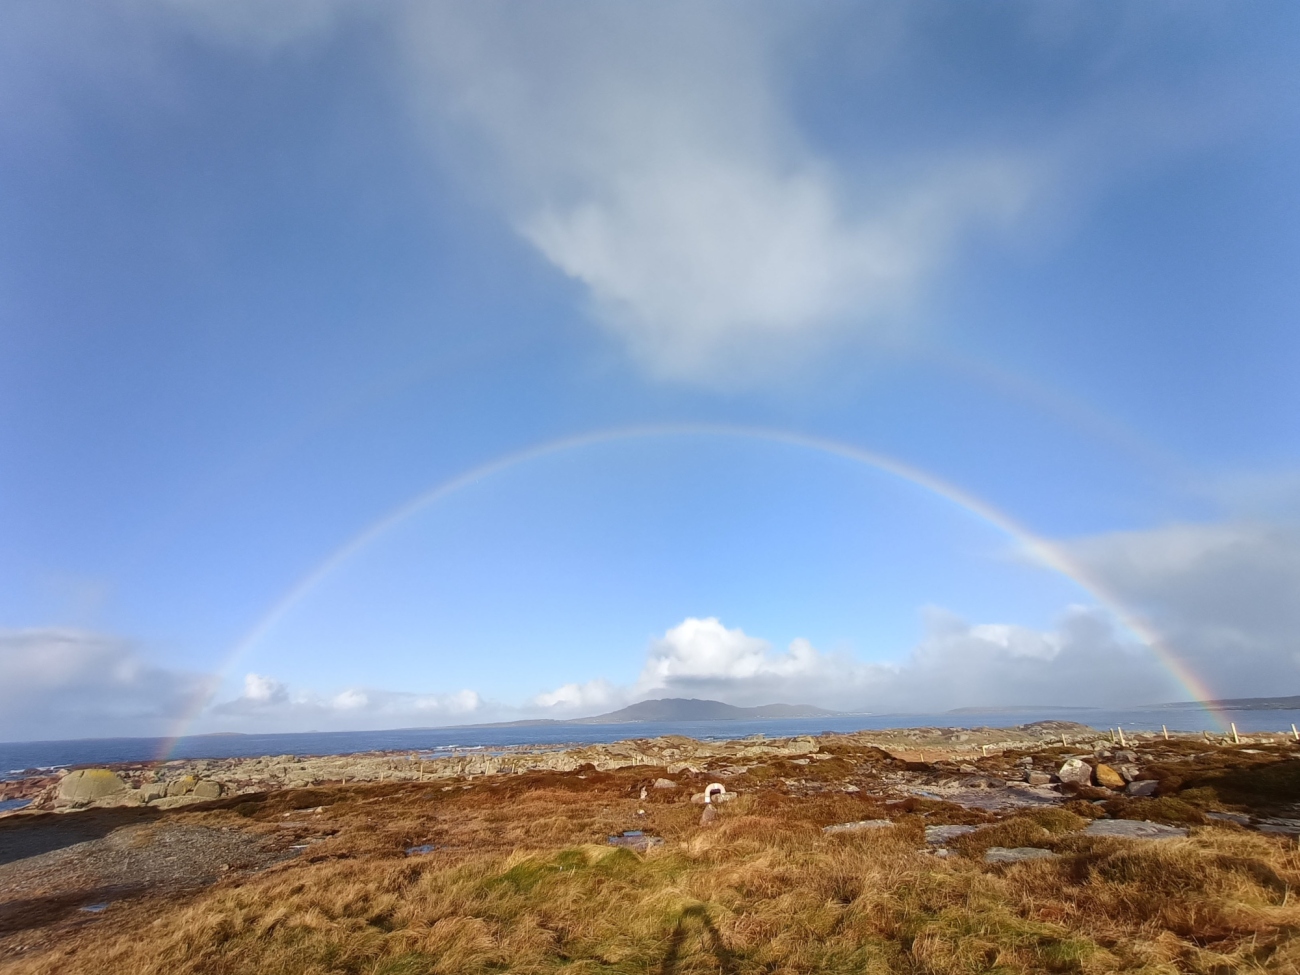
[574,698,841,723]
[1159,694,1300,711]
[460,697,843,729]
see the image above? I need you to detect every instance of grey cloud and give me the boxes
[1068,521,1300,699]
[0,629,215,741]
[401,3,1043,386]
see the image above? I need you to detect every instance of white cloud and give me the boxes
[241,672,287,703]
[639,617,823,684]
[402,4,1041,385]
[0,629,215,741]
[533,678,618,713]
[206,673,484,732]
[527,611,1173,716]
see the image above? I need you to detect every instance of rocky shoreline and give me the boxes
[4,719,1294,816]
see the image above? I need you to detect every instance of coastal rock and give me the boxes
[1056,759,1093,786]
[58,769,127,804]
[1094,764,1125,789]
[652,778,677,789]
[1117,764,1141,783]
[192,780,222,800]
[1113,750,1137,764]
[1124,779,1159,798]
[167,776,198,797]
[1023,771,1051,786]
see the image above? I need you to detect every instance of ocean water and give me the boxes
[3,706,1297,781]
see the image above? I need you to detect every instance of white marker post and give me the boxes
[1117,726,1126,748]
[1231,723,1240,744]
[1162,725,1169,740]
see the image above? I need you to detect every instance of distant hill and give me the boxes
[1158,694,1300,711]
[573,698,839,724]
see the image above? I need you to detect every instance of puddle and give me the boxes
[79,903,109,914]
[0,798,32,813]
[405,844,438,856]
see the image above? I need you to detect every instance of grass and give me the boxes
[6,742,1300,974]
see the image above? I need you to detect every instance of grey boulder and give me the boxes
[1056,759,1093,786]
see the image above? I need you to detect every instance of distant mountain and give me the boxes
[945,706,1099,714]
[1158,694,1300,711]
[573,698,839,724]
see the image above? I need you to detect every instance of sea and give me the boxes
[4,705,1299,782]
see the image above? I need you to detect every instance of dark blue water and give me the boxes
[3,706,1296,780]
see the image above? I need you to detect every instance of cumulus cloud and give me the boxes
[206,673,483,732]
[402,3,1041,385]
[533,678,619,713]
[528,611,1176,716]
[0,628,215,741]
[640,617,823,684]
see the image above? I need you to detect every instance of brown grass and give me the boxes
[5,743,1300,974]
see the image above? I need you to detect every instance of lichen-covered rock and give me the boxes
[1094,763,1125,789]
[192,780,222,799]
[1124,779,1159,798]
[166,775,198,797]
[58,769,127,803]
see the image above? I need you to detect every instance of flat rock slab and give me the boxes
[909,783,1061,812]
[984,846,1058,864]
[1254,818,1300,835]
[1084,819,1188,840]
[607,831,664,852]
[925,824,979,845]
[822,819,894,834]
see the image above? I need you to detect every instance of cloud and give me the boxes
[0,629,215,741]
[533,678,618,713]
[206,673,483,732]
[640,617,823,684]
[528,611,1176,716]
[402,4,1042,385]
[1066,520,1300,699]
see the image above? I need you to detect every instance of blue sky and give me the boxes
[2,2,1298,740]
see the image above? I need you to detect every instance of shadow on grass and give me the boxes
[659,904,737,975]
[0,807,161,866]
[0,884,147,935]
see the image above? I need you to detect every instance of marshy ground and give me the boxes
[2,728,1299,974]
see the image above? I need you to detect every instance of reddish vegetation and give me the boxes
[2,732,1298,973]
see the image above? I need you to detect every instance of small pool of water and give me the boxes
[0,798,32,812]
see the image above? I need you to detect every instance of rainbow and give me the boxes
[158,424,1224,755]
